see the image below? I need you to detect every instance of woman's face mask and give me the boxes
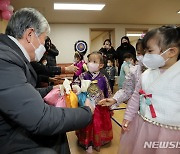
[122,42,128,47]
[143,48,170,69]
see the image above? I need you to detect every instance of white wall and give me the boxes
[49,24,90,63]
[49,24,160,63]
[91,31,109,53]
[91,30,115,53]
[0,19,8,34]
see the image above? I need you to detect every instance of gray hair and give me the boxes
[5,8,50,38]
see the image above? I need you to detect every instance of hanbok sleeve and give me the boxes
[123,78,142,121]
[104,75,112,98]
[124,65,130,75]
[113,71,135,104]
[74,61,83,76]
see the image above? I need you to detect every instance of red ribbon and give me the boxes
[139,89,156,118]
[139,89,152,98]
[149,105,156,118]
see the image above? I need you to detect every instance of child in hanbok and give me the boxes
[99,39,145,108]
[118,53,135,89]
[105,25,180,154]
[74,51,113,153]
[73,51,88,80]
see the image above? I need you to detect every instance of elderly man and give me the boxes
[0,8,92,154]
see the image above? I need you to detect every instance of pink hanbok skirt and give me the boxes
[118,114,180,154]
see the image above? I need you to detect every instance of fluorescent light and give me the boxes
[126,34,142,37]
[54,3,105,11]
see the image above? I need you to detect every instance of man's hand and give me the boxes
[98,98,117,107]
[53,85,60,89]
[65,65,79,73]
[49,77,58,83]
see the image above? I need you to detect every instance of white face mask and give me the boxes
[136,55,144,62]
[107,63,111,67]
[143,48,170,69]
[43,61,47,65]
[87,62,99,73]
[31,34,46,62]
[74,58,78,63]
[127,59,134,66]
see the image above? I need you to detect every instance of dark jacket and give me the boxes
[46,44,59,66]
[31,62,61,77]
[99,47,116,60]
[116,44,136,74]
[31,61,61,87]
[99,47,116,69]
[0,34,92,154]
[105,66,116,80]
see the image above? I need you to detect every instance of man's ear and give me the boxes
[24,28,34,43]
[168,47,179,58]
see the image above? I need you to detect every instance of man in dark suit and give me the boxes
[0,8,92,154]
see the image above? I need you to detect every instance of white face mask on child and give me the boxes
[74,58,78,63]
[87,62,99,73]
[136,55,144,62]
[143,48,170,69]
[107,63,111,67]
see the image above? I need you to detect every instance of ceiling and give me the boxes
[11,0,180,25]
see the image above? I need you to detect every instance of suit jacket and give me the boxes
[0,34,92,154]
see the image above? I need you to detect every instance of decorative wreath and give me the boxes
[74,40,88,55]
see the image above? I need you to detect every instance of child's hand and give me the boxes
[53,85,60,90]
[98,98,117,107]
[122,119,130,133]
[72,85,81,95]
[72,88,77,94]
[71,86,77,94]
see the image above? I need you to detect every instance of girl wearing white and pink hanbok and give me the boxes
[101,39,145,108]
[100,26,180,154]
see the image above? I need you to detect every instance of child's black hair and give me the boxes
[123,53,135,61]
[142,25,180,59]
[136,39,146,55]
[74,51,84,61]
[87,51,104,64]
[107,58,115,64]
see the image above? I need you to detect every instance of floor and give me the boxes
[67,84,127,154]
